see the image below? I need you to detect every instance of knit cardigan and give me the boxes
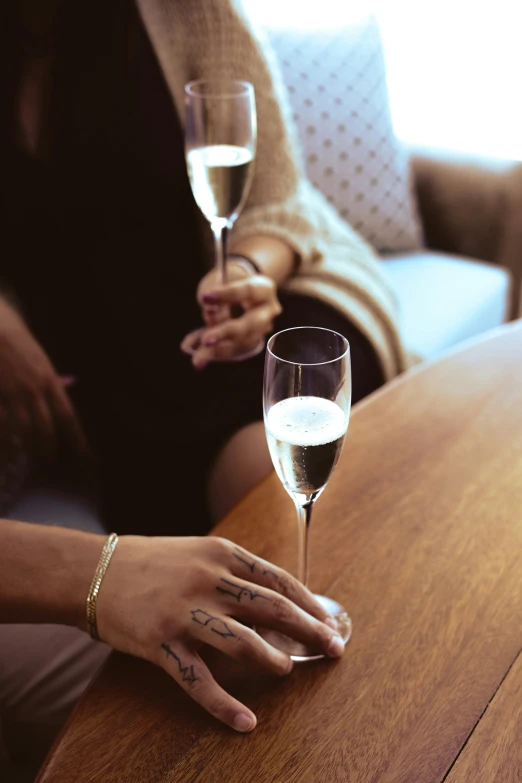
[136,0,409,379]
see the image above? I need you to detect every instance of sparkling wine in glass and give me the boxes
[184,79,256,286]
[261,326,352,661]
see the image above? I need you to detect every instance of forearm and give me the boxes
[0,520,105,629]
[0,288,25,324]
[229,235,298,287]
[0,279,26,318]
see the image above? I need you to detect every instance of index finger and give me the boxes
[203,277,275,307]
[180,327,204,355]
[229,546,337,630]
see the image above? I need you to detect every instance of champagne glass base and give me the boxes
[257,595,351,663]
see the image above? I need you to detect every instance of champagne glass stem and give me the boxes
[295,497,315,588]
[212,220,228,285]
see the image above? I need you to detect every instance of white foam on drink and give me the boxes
[266,396,346,446]
[188,144,253,168]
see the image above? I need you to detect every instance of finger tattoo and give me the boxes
[216,578,272,603]
[191,609,236,639]
[233,548,256,573]
[262,568,279,580]
[233,548,280,581]
[160,643,198,684]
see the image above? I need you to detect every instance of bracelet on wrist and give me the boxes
[86,532,119,641]
[227,253,262,277]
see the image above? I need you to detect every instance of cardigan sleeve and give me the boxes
[204,4,377,264]
[136,0,393,271]
[135,0,409,377]
[199,1,409,375]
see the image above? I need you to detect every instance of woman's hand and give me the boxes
[96,535,344,732]
[180,263,282,368]
[0,296,86,462]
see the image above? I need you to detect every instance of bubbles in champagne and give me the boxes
[190,145,253,168]
[186,144,254,222]
[265,397,348,494]
[266,396,347,446]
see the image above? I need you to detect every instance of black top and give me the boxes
[3,1,206,392]
[0,1,265,533]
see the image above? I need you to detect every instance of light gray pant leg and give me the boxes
[0,485,111,766]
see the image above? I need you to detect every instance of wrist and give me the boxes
[227,253,263,278]
[55,528,109,632]
[0,521,106,629]
[86,532,120,640]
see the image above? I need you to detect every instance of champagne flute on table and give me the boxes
[184,79,262,360]
[260,326,352,661]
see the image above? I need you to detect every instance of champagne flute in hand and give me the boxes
[185,79,262,359]
[261,326,352,661]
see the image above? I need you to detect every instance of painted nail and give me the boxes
[328,634,345,658]
[234,713,255,732]
[202,294,220,304]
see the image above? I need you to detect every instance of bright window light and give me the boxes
[243,0,373,28]
[243,0,522,160]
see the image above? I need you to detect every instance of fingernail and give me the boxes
[204,336,218,346]
[325,617,338,631]
[60,375,76,387]
[234,713,255,732]
[203,294,220,304]
[328,634,345,658]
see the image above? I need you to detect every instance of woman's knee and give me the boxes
[207,421,272,523]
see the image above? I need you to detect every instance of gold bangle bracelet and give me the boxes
[86,532,119,641]
[227,253,262,276]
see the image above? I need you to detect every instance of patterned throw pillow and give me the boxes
[264,15,424,253]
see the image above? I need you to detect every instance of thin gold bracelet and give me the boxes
[227,253,262,276]
[86,532,119,641]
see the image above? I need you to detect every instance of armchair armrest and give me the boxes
[411,147,522,318]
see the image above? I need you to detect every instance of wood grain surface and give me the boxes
[37,322,522,783]
[445,645,522,783]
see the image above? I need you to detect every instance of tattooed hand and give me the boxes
[94,536,344,733]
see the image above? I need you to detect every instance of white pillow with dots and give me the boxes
[264,14,424,253]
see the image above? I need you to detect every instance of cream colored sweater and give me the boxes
[136,0,408,379]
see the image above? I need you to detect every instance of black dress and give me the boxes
[1,1,384,535]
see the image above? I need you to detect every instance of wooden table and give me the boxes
[38,322,522,782]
